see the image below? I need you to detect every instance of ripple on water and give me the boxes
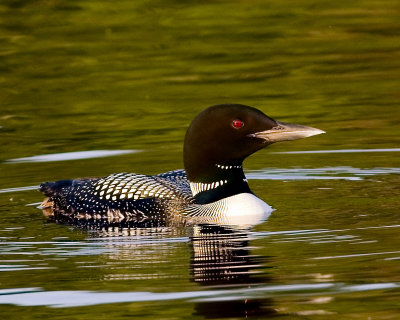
[1,166,399,194]
[246,166,400,181]
[272,148,400,154]
[5,150,140,163]
[0,282,397,308]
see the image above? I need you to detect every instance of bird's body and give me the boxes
[40,170,192,227]
[40,104,324,227]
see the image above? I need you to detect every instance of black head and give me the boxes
[184,104,324,183]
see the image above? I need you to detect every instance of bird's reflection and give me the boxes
[189,224,276,318]
[74,213,276,318]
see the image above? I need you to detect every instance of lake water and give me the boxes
[1,0,400,318]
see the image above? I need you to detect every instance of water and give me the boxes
[1,0,400,318]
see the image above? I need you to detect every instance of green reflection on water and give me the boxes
[1,0,400,319]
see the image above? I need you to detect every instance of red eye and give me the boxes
[232,119,244,129]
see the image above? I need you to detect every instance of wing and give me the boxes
[156,169,192,197]
[94,170,193,203]
[40,170,194,226]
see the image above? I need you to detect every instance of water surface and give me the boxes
[1,0,400,319]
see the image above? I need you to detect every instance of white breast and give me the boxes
[185,193,274,227]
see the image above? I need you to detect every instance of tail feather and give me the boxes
[38,197,55,217]
[39,179,74,197]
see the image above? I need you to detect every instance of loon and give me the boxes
[39,104,324,227]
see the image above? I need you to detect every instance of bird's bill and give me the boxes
[248,121,325,143]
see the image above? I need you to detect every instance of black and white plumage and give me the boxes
[39,104,324,227]
[40,170,193,227]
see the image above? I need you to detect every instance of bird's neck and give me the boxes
[188,163,251,204]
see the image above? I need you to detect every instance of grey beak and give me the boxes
[248,121,325,143]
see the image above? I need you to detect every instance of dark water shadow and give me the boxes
[189,224,276,318]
